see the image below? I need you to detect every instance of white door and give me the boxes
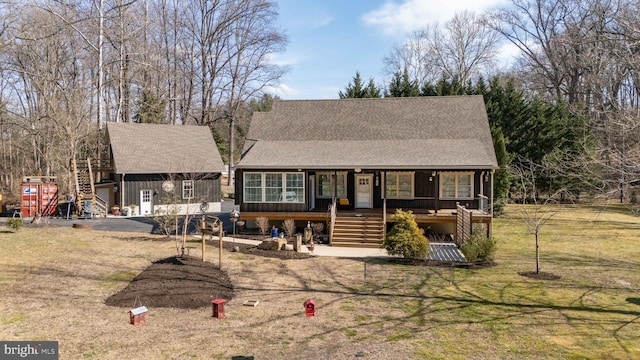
[355,174,373,208]
[140,190,152,215]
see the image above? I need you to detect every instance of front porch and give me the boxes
[238,207,492,248]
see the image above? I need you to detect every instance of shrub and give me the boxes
[256,216,269,236]
[151,207,179,236]
[311,222,324,242]
[384,209,429,259]
[8,218,23,232]
[461,225,497,263]
[282,219,296,239]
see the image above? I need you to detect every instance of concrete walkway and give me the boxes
[214,236,391,258]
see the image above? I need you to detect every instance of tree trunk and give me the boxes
[535,230,540,274]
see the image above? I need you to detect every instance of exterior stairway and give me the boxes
[71,158,106,218]
[331,213,385,248]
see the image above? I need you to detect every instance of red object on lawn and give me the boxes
[129,306,148,325]
[304,298,315,317]
[211,298,227,318]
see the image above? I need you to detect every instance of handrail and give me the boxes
[94,195,107,218]
[329,198,337,246]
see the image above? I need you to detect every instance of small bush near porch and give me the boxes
[384,209,429,259]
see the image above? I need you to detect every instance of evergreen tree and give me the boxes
[385,68,419,97]
[249,93,279,112]
[339,71,382,98]
[384,209,429,259]
[133,90,167,124]
[491,126,512,214]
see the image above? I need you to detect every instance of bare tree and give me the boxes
[220,0,288,185]
[490,0,640,200]
[384,10,499,86]
[6,5,95,193]
[512,157,568,274]
[0,0,288,200]
[431,11,500,85]
[383,30,438,87]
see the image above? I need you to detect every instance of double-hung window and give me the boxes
[182,180,194,200]
[317,172,347,198]
[440,172,473,199]
[385,172,414,199]
[244,172,304,203]
[244,173,262,202]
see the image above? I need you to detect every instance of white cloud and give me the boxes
[266,52,307,67]
[312,16,334,29]
[264,83,297,98]
[362,0,509,36]
[496,42,521,68]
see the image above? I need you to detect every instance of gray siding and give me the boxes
[120,174,221,208]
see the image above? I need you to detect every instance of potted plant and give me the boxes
[111,206,120,216]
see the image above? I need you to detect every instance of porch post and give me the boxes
[333,171,337,200]
[120,173,125,208]
[382,172,386,242]
[489,170,494,237]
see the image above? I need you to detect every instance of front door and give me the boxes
[140,189,152,215]
[355,174,373,208]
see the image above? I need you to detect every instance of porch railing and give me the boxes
[329,198,337,245]
[478,194,489,214]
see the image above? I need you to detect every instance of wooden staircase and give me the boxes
[331,213,385,248]
[71,158,106,218]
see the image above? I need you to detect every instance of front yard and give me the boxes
[1,203,639,359]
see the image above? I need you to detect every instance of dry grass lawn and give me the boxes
[1,203,640,359]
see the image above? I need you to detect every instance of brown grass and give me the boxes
[1,203,640,359]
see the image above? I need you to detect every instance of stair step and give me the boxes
[331,241,384,248]
[332,213,385,247]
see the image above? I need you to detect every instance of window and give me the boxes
[265,173,282,202]
[244,173,262,202]
[317,172,347,198]
[286,173,304,202]
[182,180,194,199]
[440,172,473,199]
[385,172,414,199]
[244,172,304,203]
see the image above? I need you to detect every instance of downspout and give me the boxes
[121,173,125,209]
[480,171,484,209]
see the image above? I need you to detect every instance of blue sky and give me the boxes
[269,0,512,100]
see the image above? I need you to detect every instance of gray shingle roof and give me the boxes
[238,96,498,169]
[106,122,225,174]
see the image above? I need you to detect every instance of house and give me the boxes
[102,122,225,216]
[234,96,498,247]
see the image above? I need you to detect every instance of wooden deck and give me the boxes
[239,209,492,225]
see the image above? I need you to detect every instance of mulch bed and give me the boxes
[105,239,312,309]
[105,256,234,309]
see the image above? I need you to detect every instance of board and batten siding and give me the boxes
[236,169,493,213]
[121,174,221,209]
